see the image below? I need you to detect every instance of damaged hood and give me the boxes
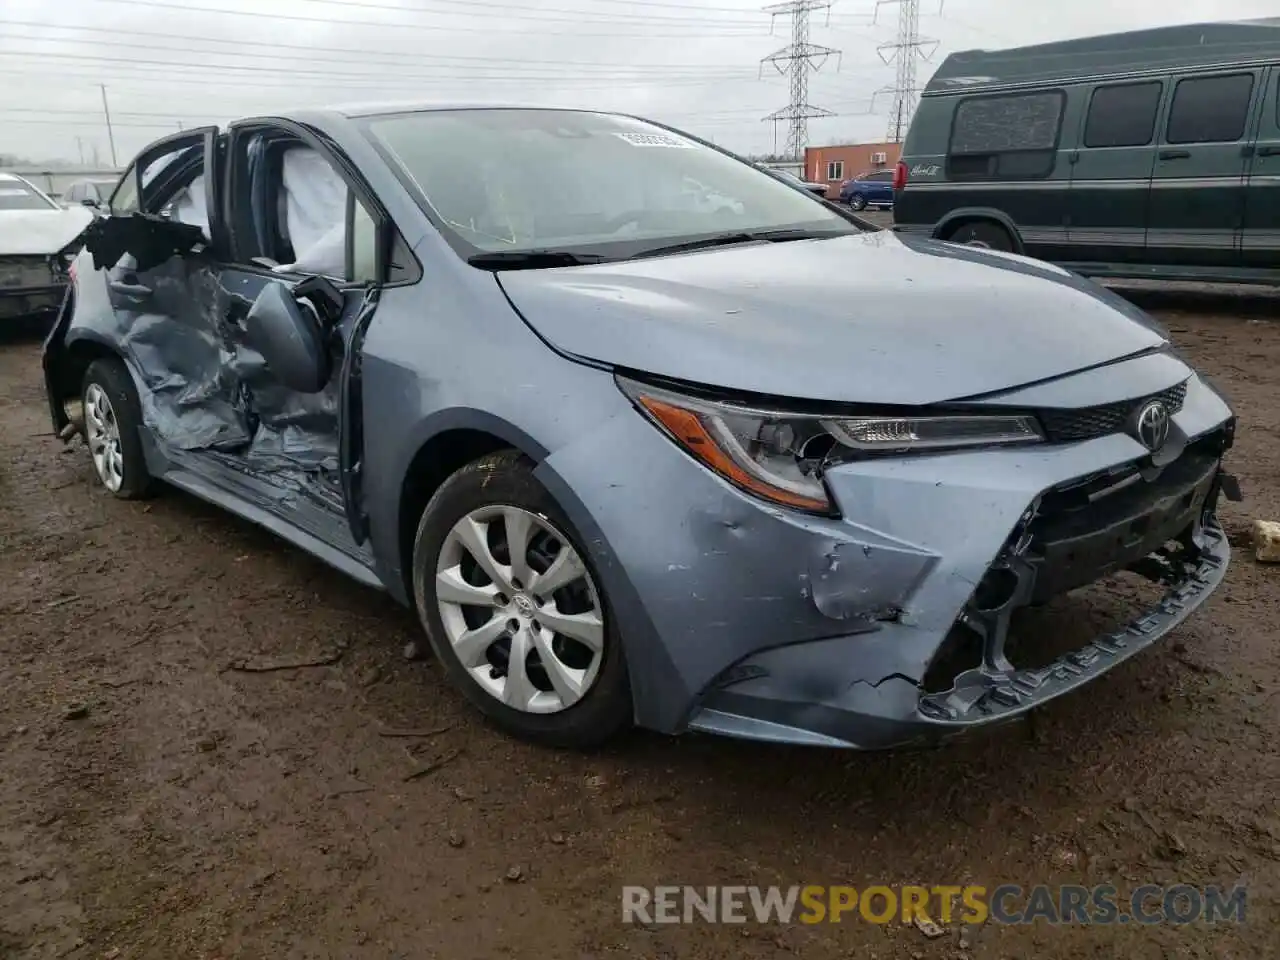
[497,231,1168,405]
[0,207,95,256]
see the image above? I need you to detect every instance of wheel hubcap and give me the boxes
[435,505,605,714]
[83,383,124,492]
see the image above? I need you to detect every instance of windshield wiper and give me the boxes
[629,228,845,260]
[468,249,614,270]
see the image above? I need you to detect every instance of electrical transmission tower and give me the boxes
[874,0,939,143]
[760,0,841,160]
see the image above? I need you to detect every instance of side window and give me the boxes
[227,129,415,285]
[1166,73,1255,144]
[826,160,843,180]
[109,166,140,215]
[140,147,201,213]
[948,90,1065,180]
[872,171,894,182]
[1084,82,1162,148]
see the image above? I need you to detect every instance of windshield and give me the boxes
[0,179,57,211]
[363,109,858,258]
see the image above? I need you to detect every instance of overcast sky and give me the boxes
[0,0,1276,165]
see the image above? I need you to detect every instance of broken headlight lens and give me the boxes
[618,377,1043,514]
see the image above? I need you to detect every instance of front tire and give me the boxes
[850,195,867,211]
[81,358,156,500]
[411,451,632,748]
[946,220,1014,252]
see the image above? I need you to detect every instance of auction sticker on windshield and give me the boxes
[612,132,694,148]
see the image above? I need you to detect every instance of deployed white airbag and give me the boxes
[273,147,348,278]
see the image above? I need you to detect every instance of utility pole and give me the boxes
[99,84,118,167]
[75,136,85,165]
[760,0,840,162]
[874,0,939,143]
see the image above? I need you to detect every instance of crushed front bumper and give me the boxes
[691,526,1229,750]
[541,354,1237,747]
[688,451,1234,749]
[0,284,65,319]
[685,408,1237,750]
[1,255,69,319]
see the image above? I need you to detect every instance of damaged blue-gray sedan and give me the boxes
[42,105,1240,749]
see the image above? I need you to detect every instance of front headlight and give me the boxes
[618,376,1043,514]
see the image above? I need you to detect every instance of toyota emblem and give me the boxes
[1135,400,1171,452]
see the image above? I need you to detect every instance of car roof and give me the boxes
[924,17,1280,95]
[275,102,628,122]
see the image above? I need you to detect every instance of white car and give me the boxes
[0,173,94,320]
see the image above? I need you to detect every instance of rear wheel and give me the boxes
[81,358,156,500]
[945,221,1013,252]
[411,450,632,748]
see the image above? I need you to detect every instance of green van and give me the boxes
[892,18,1280,284]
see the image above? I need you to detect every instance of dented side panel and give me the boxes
[56,217,363,548]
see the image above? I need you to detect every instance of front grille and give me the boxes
[0,256,57,291]
[1021,433,1223,601]
[1038,381,1188,444]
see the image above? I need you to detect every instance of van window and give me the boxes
[1084,82,1162,148]
[948,90,1064,180]
[1166,73,1254,144]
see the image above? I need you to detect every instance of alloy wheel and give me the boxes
[83,383,125,492]
[435,505,605,714]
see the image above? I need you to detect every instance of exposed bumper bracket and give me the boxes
[918,518,1229,726]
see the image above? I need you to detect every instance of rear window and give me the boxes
[0,179,56,211]
[1166,73,1255,144]
[948,90,1064,180]
[1084,82,1162,148]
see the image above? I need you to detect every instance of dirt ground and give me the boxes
[1,296,1278,960]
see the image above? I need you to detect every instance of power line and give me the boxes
[873,0,939,142]
[759,0,840,160]
[179,0,768,27]
[77,0,768,37]
[0,40,759,82]
[0,115,185,130]
[0,50,760,86]
[0,19,756,72]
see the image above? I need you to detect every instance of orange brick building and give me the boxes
[802,142,902,198]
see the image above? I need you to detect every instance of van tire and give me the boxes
[850,195,867,211]
[946,221,1013,252]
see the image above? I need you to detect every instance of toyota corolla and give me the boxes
[42,105,1239,749]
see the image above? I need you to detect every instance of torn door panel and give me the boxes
[67,214,345,497]
[121,260,251,452]
[81,212,207,273]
